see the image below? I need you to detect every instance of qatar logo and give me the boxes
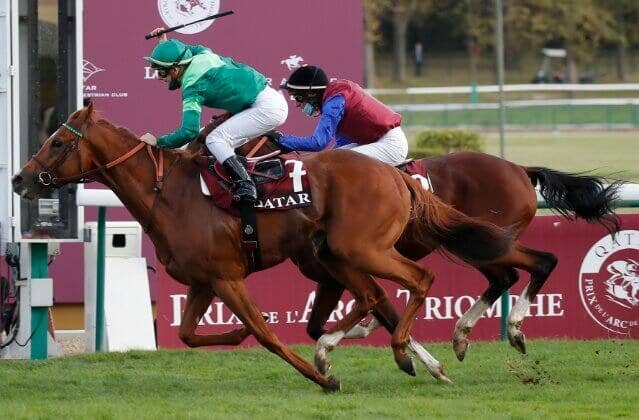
[579,230,639,335]
[281,55,304,70]
[83,60,105,82]
[158,0,220,35]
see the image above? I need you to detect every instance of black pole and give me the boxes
[144,10,234,39]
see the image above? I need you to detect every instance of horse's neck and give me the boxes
[89,128,172,228]
[91,130,230,241]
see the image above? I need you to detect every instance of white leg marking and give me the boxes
[456,297,491,332]
[344,316,381,339]
[508,285,531,326]
[315,330,346,362]
[408,336,451,383]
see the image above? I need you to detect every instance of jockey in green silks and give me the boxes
[141,29,288,203]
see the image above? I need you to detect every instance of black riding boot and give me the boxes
[222,155,257,203]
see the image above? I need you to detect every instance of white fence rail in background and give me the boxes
[80,184,639,212]
[391,98,639,112]
[370,84,639,128]
[368,83,639,96]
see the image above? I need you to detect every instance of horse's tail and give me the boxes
[399,172,515,264]
[524,166,623,234]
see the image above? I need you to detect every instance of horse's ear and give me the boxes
[79,100,94,129]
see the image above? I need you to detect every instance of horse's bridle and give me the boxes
[32,122,146,187]
[31,121,173,232]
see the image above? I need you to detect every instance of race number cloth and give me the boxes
[401,159,434,192]
[199,153,313,214]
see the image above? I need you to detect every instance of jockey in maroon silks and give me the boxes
[272,65,408,165]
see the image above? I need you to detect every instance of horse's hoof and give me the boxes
[437,367,453,384]
[397,355,417,377]
[314,353,331,375]
[323,375,341,393]
[453,337,469,362]
[508,331,527,355]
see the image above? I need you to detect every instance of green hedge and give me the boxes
[409,129,483,158]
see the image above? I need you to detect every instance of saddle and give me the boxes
[196,153,313,214]
[194,146,313,274]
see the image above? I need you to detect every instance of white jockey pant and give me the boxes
[337,126,408,166]
[206,86,288,163]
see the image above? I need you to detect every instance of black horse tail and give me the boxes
[525,166,623,234]
[399,172,515,264]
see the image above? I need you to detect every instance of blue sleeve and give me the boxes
[279,94,346,151]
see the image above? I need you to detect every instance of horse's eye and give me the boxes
[52,139,63,148]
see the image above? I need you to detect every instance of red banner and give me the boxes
[50,0,364,303]
[156,215,639,348]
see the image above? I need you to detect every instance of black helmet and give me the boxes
[281,65,328,91]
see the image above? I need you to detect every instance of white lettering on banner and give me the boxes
[396,289,565,319]
[169,294,273,327]
[285,160,307,192]
[144,66,159,80]
[168,290,565,329]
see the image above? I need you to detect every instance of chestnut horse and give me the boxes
[230,134,622,372]
[12,104,517,390]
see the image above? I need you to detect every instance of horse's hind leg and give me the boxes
[212,278,341,392]
[506,248,558,354]
[330,244,435,377]
[302,259,448,381]
[453,266,519,361]
[178,284,251,347]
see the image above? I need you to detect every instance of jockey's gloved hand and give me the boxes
[265,130,291,152]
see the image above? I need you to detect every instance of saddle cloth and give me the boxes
[198,153,313,214]
[398,159,434,192]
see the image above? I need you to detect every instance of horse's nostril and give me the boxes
[12,175,23,186]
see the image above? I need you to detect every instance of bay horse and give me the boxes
[11,104,517,390]
[227,131,622,373]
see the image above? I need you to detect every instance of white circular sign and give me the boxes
[578,230,639,335]
[157,0,220,35]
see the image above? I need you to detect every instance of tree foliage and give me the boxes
[365,0,639,82]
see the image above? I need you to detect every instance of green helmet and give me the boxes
[144,39,193,68]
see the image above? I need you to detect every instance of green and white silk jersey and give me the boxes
[157,45,268,149]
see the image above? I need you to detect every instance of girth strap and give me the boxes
[238,203,262,273]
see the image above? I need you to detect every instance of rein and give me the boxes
[245,137,269,159]
[32,123,147,186]
[33,121,175,232]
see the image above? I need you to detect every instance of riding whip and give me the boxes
[145,10,234,39]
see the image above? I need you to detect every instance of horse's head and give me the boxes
[12,102,97,200]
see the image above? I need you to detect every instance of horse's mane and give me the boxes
[94,118,141,144]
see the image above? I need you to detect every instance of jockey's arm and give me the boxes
[279,94,347,151]
[157,95,203,149]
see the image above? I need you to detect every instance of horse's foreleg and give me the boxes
[179,285,251,347]
[309,257,384,374]
[300,258,382,341]
[344,316,380,339]
[212,278,341,392]
[453,266,519,361]
[304,279,345,341]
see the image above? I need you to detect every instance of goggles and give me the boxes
[157,68,170,78]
